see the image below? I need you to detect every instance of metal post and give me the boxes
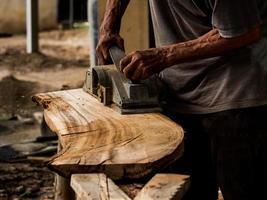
[69,0,74,28]
[87,0,99,92]
[26,0,39,53]
[88,0,98,66]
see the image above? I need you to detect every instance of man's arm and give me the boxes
[165,26,261,66]
[120,25,261,80]
[96,0,130,65]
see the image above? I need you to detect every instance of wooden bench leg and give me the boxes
[55,175,76,200]
[55,143,75,200]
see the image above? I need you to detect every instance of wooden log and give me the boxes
[71,174,131,200]
[134,174,190,200]
[32,89,184,180]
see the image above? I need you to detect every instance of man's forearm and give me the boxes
[164,26,261,66]
[97,0,130,64]
[101,0,130,34]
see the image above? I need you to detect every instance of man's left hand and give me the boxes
[120,48,168,80]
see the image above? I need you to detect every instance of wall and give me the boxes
[0,0,58,34]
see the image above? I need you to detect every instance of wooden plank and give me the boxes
[134,174,190,200]
[71,174,131,200]
[32,89,184,179]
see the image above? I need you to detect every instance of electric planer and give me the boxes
[83,46,161,114]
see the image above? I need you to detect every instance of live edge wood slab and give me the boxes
[32,89,184,180]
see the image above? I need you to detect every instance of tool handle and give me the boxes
[109,46,125,72]
[109,46,140,84]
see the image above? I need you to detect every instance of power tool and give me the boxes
[83,46,161,114]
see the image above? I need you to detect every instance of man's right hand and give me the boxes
[96,32,125,65]
[95,0,130,65]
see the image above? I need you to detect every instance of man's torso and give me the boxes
[149,0,267,114]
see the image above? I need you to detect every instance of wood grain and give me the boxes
[32,89,184,179]
[134,174,190,200]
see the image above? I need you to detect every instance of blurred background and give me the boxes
[0,1,89,199]
[0,0,153,199]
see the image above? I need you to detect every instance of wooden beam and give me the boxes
[26,0,39,53]
[134,174,190,200]
[32,89,184,180]
[71,174,131,200]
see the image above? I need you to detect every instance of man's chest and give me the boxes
[174,0,213,17]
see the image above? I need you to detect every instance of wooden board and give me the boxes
[71,173,190,200]
[134,174,190,200]
[71,174,131,200]
[32,89,184,179]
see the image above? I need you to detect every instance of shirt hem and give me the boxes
[162,98,267,115]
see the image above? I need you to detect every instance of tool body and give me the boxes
[83,46,161,114]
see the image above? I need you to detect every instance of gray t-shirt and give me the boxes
[149,0,267,114]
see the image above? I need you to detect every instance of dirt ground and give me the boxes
[0,28,89,200]
[0,163,54,200]
[0,28,90,119]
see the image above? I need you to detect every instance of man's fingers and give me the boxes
[142,66,156,80]
[120,55,132,71]
[96,34,125,65]
[102,48,109,60]
[121,53,152,80]
[120,49,164,80]
[122,63,136,79]
[96,45,110,65]
[131,67,143,80]
[97,52,105,65]
[116,37,125,51]
[143,60,161,75]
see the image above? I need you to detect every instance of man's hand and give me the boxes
[95,0,130,65]
[96,32,124,65]
[120,48,169,80]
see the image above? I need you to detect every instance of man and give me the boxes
[96,0,267,199]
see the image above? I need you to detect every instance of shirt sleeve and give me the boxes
[212,0,261,38]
